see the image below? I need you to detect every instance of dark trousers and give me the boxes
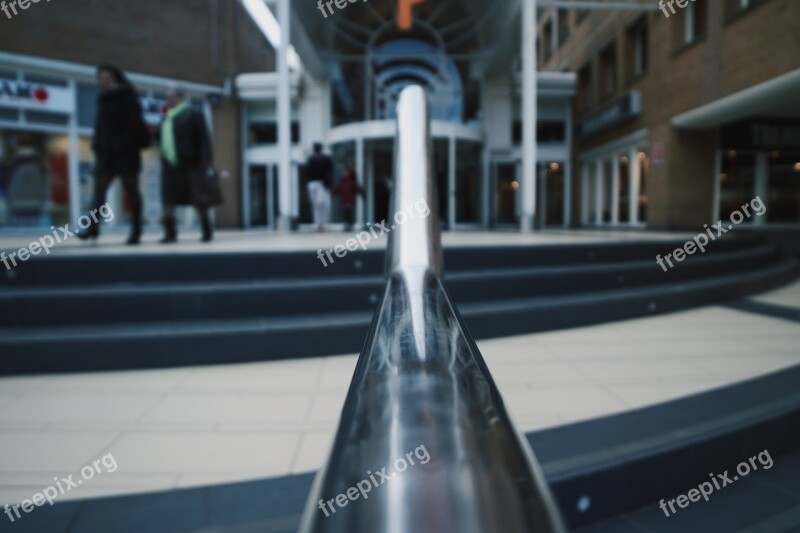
[92,172,142,235]
[343,205,355,230]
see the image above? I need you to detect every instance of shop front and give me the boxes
[717,120,800,225]
[0,52,222,232]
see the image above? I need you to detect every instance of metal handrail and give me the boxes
[298,86,565,533]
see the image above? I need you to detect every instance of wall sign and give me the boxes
[721,120,800,150]
[0,80,74,114]
[579,91,642,138]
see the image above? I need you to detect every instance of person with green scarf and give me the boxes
[159,85,215,243]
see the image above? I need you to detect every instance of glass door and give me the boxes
[247,163,278,229]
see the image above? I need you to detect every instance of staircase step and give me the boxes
[0,243,780,328]
[2,258,795,375]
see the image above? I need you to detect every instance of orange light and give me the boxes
[511,181,520,190]
[794,162,800,173]
[398,0,425,30]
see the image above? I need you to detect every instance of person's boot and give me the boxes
[126,208,142,246]
[76,218,99,241]
[200,215,213,243]
[160,216,177,244]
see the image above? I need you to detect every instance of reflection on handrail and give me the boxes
[298,86,566,533]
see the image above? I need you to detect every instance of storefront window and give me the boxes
[719,151,755,221]
[545,162,565,226]
[0,129,70,227]
[455,140,482,224]
[767,152,800,224]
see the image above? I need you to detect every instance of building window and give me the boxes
[676,0,708,47]
[577,63,594,111]
[511,121,566,145]
[626,18,648,80]
[557,10,570,47]
[576,10,589,24]
[725,0,761,19]
[599,43,617,98]
[542,20,554,62]
[248,121,300,146]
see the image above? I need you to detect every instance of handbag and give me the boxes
[190,165,224,207]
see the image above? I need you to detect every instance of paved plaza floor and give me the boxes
[0,279,798,505]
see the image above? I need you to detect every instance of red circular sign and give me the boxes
[33,86,49,103]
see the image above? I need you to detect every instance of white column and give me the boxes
[356,137,365,225]
[712,149,721,224]
[521,0,537,232]
[67,80,81,227]
[610,156,620,225]
[539,163,547,227]
[594,160,604,225]
[276,0,292,230]
[754,151,768,227]
[629,149,641,225]
[563,159,572,228]
[448,135,456,228]
[580,163,590,226]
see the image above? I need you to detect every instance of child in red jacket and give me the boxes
[332,165,365,231]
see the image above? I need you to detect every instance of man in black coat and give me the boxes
[79,64,146,245]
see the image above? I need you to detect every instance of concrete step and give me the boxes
[2,258,796,375]
[0,242,780,328]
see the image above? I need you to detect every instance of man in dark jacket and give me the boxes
[80,64,146,244]
[159,85,215,243]
[306,142,333,232]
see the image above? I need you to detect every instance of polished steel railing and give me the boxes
[298,86,565,533]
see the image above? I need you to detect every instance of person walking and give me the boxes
[159,85,215,243]
[78,64,148,244]
[305,142,333,232]
[331,164,365,231]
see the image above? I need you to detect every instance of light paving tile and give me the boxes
[744,335,800,354]
[571,358,709,383]
[291,430,335,474]
[35,368,191,392]
[141,392,312,424]
[506,412,564,433]
[0,392,162,424]
[106,431,301,477]
[318,364,358,390]
[307,393,348,424]
[0,376,47,393]
[502,385,629,415]
[751,280,800,310]
[606,378,733,408]
[691,354,800,377]
[179,360,325,392]
[175,472,269,489]
[485,361,591,385]
[543,339,668,360]
[0,430,120,473]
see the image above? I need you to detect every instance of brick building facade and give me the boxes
[538,0,800,230]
